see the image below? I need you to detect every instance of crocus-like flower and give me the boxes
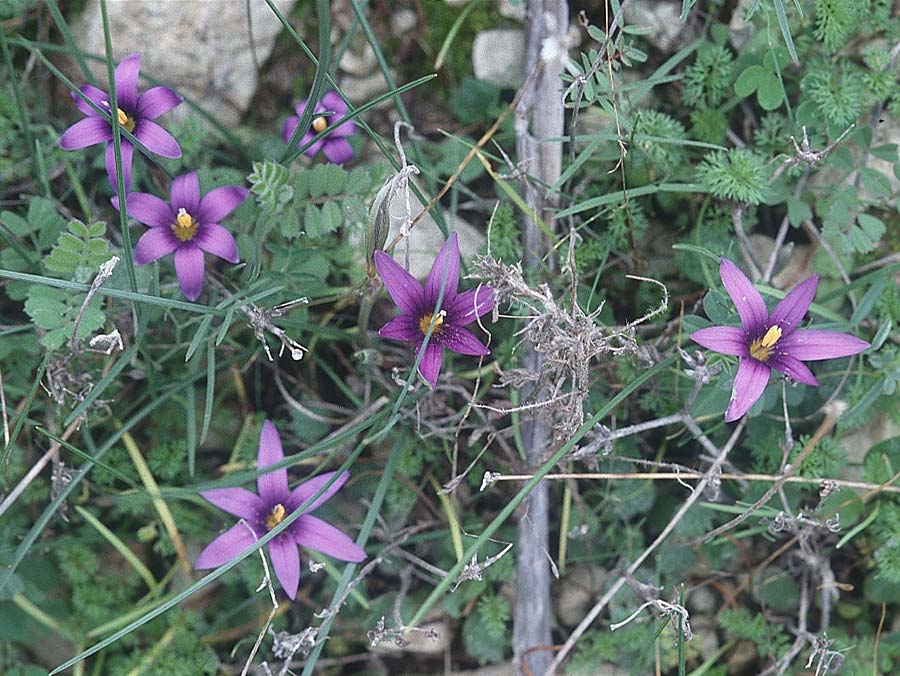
[114,171,247,301]
[691,259,870,422]
[374,233,494,388]
[60,52,182,191]
[283,91,357,164]
[195,420,365,600]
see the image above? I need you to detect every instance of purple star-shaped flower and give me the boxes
[374,233,494,388]
[195,420,366,600]
[283,91,357,164]
[59,52,183,192]
[691,259,870,422]
[113,171,248,301]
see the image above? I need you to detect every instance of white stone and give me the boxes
[729,0,756,50]
[472,29,525,89]
[391,9,417,37]
[627,1,696,53]
[69,0,297,128]
[369,619,448,654]
[497,0,526,22]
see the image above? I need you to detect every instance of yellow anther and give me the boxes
[312,116,328,133]
[171,208,198,242]
[116,109,128,126]
[418,312,445,336]
[265,503,286,530]
[760,325,782,348]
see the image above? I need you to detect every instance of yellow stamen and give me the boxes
[312,116,328,133]
[749,325,783,362]
[418,312,445,336]
[265,503,286,530]
[171,207,198,242]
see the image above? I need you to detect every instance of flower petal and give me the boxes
[268,535,301,600]
[331,117,358,139]
[133,227,179,265]
[690,326,748,357]
[170,172,201,213]
[303,135,324,157]
[200,487,265,521]
[257,420,289,504]
[378,315,420,342]
[71,84,109,117]
[114,52,141,112]
[134,119,182,158]
[59,117,112,149]
[417,340,443,388]
[777,330,870,361]
[425,233,460,306]
[294,515,366,563]
[104,140,134,191]
[374,251,424,315]
[719,258,767,333]
[173,243,205,301]
[137,86,183,120]
[320,91,349,116]
[322,138,354,164]
[439,325,490,356]
[769,275,818,336]
[123,192,174,228]
[445,286,494,324]
[769,355,819,386]
[197,186,249,224]
[194,223,239,263]
[286,471,350,514]
[282,114,300,144]
[195,522,258,569]
[724,358,771,422]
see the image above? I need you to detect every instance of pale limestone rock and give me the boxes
[369,619,448,654]
[70,0,297,128]
[497,0,526,22]
[627,1,696,53]
[555,565,608,627]
[472,29,525,88]
[391,9,417,37]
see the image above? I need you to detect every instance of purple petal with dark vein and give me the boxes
[303,136,324,157]
[418,341,443,388]
[267,535,301,600]
[104,140,134,191]
[170,172,201,213]
[286,471,349,515]
[173,243,205,301]
[124,192,174,228]
[282,115,299,144]
[72,84,109,117]
[724,358,771,422]
[425,233,460,306]
[114,52,141,112]
[194,223,239,263]
[257,420,289,504]
[197,186,249,224]
[378,315,420,342]
[320,91,349,116]
[137,86,183,120]
[690,326,748,357]
[133,228,179,265]
[778,330,870,361]
[374,251,425,315]
[439,325,490,356]
[195,522,259,569]
[331,117,358,139]
[769,354,819,386]
[719,258,767,333]
[294,100,311,118]
[134,119,181,158]
[59,117,112,149]
[769,275,818,336]
[445,286,494,324]
[200,487,265,521]
[294,515,366,562]
[323,138,354,164]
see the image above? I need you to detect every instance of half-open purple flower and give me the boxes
[195,420,365,600]
[114,171,247,301]
[59,52,182,192]
[691,259,870,422]
[283,91,357,164]
[374,233,494,388]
